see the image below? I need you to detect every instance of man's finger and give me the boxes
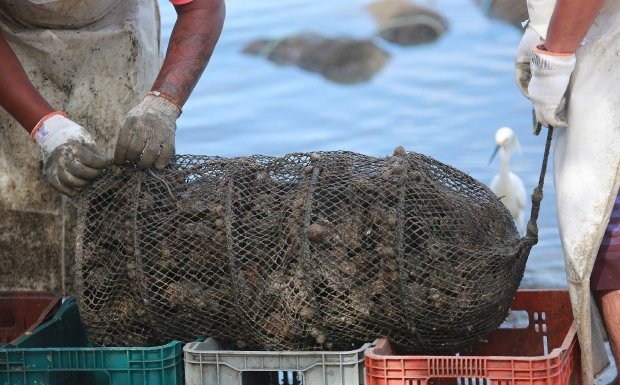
[52,181,77,197]
[154,143,174,170]
[46,172,77,197]
[57,167,89,189]
[114,126,135,165]
[73,142,108,170]
[66,159,102,181]
[125,134,147,163]
[137,141,161,170]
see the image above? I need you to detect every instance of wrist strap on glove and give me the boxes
[533,42,575,57]
[32,112,95,156]
[530,42,576,77]
[31,111,68,142]
[147,91,182,116]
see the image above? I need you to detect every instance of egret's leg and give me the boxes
[596,290,620,385]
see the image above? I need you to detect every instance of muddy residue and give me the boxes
[243,33,389,84]
[367,0,448,46]
[0,205,75,293]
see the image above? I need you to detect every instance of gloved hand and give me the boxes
[114,93,181,170]
[527,43,576,128]
[33,113,107,197]
[514,26,541,97]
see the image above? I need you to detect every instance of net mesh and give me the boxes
[75,149,536,352]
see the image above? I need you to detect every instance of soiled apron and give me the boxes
[527,0,620,383]
[0,0,160,293]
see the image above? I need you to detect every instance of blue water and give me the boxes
[158,0,566,288]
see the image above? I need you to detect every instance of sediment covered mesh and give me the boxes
[76,150,534,351]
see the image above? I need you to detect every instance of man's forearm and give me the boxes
[151,0,225,108]
[545,0,605,53]
[0,31,54,132]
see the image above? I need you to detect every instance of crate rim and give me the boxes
[184,340,375,357]
[365,324,576,363]
[184,340,375,374]
[3,339,183,354]
[0,291,62,298]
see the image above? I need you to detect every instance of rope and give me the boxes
[148,169,175,199]
[524,125,554,241]
[394,152,417,340]
[224,175,250,345]
[300,159,325,336]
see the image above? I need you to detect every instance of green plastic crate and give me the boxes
[0,298,184,385]
[0,292,62,345]
[10,297,87,348]
[1,342,183,385]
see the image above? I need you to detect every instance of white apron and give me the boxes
[527,1,620,384]
[0,0,160,293]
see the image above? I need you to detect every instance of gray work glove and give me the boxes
[34,113,107,197]
[114,94,181,170]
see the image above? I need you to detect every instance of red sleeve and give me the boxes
[169,0,193,4]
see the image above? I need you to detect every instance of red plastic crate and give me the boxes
[0,291,62,344]
[365,290,580,385]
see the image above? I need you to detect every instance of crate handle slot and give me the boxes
[499,310,529,329]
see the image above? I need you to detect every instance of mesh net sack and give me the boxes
[75,147,540,352]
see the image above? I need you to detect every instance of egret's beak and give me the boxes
[488,144,500,165]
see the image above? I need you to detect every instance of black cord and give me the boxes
[524,125,554,240]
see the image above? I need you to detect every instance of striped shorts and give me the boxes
[591,192,620,291]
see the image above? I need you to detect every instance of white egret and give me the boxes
[489,127,526,234]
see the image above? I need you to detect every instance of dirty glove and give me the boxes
[514,26,541,97]
[33,113,107,197]
[114,93,181,170]
[527,43,576,128]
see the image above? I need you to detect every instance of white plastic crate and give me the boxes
[184,338,374,385]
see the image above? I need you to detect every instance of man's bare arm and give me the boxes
[545,0,605,53]
[0,31,54,132]
[151,0,225,108]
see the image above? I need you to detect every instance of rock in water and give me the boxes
[243,33,389,84]
[367,0,448,46]
[474,0,528,28]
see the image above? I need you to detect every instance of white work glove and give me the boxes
[514,26,541,97]
[34,113,107,197]
[527,43,576,128]
[114,93,181,170]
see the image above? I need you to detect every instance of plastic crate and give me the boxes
[9,297,88,348]
[0,292,62,345]
[184,338,373,385]
[0,297,185,385]
[365,290,579,385]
